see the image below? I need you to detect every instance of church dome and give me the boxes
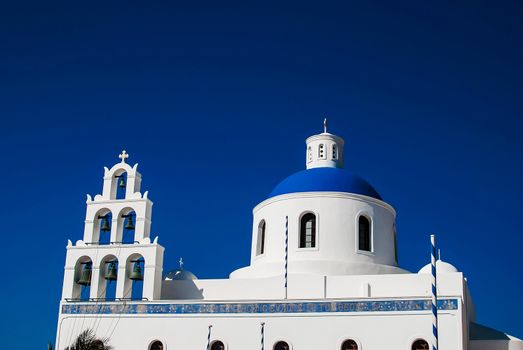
[164,269,198,281]
[268,167,382,200]
[418,260,458,274]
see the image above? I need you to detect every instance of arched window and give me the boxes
[318,144,325,159]
[358,215,371,252]
[149,340,164,350]
[211,340,225,350]
[300,213,316,248]
[341,339,358,350]
[307,146,312,162]
[332,144,338,160]
[256,220,266,255]
[274,341,290,350]
[412,339,429,350]
[91,340,104,349]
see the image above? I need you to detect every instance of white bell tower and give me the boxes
[305,118,345,169]
[61,151,164,302]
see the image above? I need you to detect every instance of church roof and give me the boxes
[164,269,198,281]
[268,167,382,200]
[418,260,459,274]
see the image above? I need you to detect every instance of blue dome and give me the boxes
[269,167,382,200]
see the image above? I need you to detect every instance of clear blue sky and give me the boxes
[1,1,522,348]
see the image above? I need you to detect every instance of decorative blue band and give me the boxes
[62,298,458,315]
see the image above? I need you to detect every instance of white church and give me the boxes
[55,123,522,350]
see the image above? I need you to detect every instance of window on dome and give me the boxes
[211,340,225,350]
[412,339,429,350]
[319,143,325,159]
[341,339,358,349]
[332,144,338,160]
[300,213,316,248]
[274,341,290,350]
[358,215,371,252]
[149,340,164,350]
[307,146,312,163]
[256,220,266,255]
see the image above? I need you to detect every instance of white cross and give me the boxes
[119,150,129,163]
[179,257,184,270]
[323,117,328,133]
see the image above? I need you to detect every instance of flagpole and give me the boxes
[431,234,438,350]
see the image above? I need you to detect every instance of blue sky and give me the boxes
[1,1,522,348]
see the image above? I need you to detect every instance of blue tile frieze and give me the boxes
[62,298,458,315]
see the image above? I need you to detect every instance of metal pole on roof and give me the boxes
[261,322,265,350]
[431,234,439,350]
[206,325,212,350]
[284,216,289,300]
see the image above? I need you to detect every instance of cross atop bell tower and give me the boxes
[119,150,129,163]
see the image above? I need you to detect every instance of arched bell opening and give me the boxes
[92,208,112,245]
[116,207,136,244]
[97,255,118,301]
[73,256,93,301]
[113,170,127,200]
[124,253,145,300]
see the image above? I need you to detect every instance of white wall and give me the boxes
[231,192,404,279]
[56,308,462,350]
[159,272,465,302]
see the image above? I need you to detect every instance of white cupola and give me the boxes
[305,118,344,169]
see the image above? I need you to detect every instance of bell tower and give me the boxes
[61,151,164,302]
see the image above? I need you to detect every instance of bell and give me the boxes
[104,261,118,281]
[129,261,144,281]
[119,177,126,188]
[100,216,110,232]
[77,263,92,286]
[124,215,135,231]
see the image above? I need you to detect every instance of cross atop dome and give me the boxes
[324,117,328,133]
[119,150,129,163]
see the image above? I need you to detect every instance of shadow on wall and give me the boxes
[469,323,523,350]
[161,280,204,300]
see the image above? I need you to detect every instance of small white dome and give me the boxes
[418,260,458,274]
[164,269,198,281]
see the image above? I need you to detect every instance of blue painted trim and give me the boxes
[62,298,458,315]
